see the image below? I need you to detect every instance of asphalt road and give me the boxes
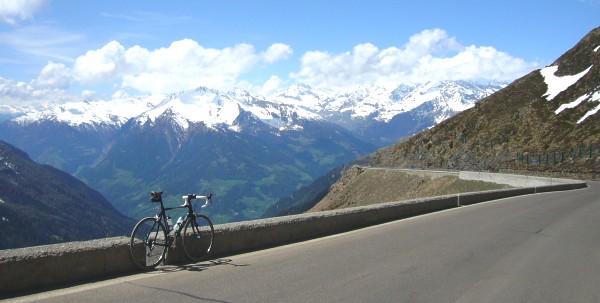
[8,182,600,303]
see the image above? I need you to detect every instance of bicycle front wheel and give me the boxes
[130,217,168,270]
[182,214,214,262]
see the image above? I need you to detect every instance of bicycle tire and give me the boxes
[130,217,168,270]
[182,214,214,262]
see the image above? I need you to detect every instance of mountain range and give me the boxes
[268,81,504,146]
[0,76,503,223]
[0,80,503,147]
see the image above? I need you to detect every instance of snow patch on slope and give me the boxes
[555,94,590,115]
[576,91,600,124]
[541,65,593,101]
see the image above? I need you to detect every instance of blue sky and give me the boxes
[0,0,598,105]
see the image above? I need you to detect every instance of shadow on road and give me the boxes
[158,258,249,273]
[123,280,232,303]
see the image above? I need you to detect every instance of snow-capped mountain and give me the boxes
[3,86,324,132]
[11,95,165,127]
[134,87,320,132]
[1,80,503,146]
[268,81,504,141]
[2,80,502,132]
[269,80,503,122]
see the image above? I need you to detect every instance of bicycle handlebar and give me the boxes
[182,193,212,208]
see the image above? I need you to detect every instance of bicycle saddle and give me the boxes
[150,191,164,202]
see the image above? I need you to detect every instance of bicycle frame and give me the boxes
[151,192,212,235]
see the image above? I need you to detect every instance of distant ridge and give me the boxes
[0,140,134,249]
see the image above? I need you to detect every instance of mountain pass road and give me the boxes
[8,182,600,302]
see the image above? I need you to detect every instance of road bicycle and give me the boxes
[129,191,215,270]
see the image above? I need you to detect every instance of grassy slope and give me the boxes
[309,166,511,212]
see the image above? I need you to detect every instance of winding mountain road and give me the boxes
[9,182,600,302]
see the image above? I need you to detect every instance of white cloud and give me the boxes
[259,75,286,96]
[3,39,292,103]
[73,41,127,84]
[261,43,293,63]
[291,28,538,89]
[125,40,255,93]
[35,61,72,89]
[69,39,292,94]
[0,61,73,105]
[0,76,72,105]
[0,0,46,25]
[410,45,536,83]
[81,90,96,99]
[0,78,29,100]
[111,89,130,99]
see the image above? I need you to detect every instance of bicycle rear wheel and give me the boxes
[130,217,168,270]
[182,214,214,262]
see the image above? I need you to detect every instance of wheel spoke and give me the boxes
[182,214,214,261]
[130,217,168,270]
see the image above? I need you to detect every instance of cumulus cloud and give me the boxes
[0,0,46,25]
[259,75,286,96]
[261,43,293,63]
[35,61,72,89]
[0,76,73,105]
[72,41,128,84]
[410,45,533,82]
[291,28,538,89]
[0,60,72,101]
[70,39,292,94]
[81,90,96,99]
[129,40,258,93]
[1,39,293,104]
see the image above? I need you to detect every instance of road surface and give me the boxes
[7,182,600,302]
